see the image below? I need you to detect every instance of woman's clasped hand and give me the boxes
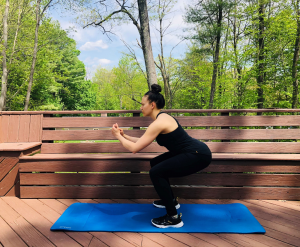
[111,123,124,137]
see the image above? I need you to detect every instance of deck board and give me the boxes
[0,198,55,247]
[0,198,299,247]
[0,216,27,247]
[23,199,93,247]
[2,197,81,247]
[88,237,108,247]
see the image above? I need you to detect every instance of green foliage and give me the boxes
[2,0,300,112]
[1,1,95,111]
[92,55,148,112]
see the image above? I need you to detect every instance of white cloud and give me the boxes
[98,58,111,65]
[84,57,112,65]
[84,58,112,79]
[80,40,109,51]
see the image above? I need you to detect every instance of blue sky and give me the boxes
[49,0,191,79]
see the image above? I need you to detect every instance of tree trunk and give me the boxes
[292,0,300,109]
[0,0,9,111]
[233,4,242,108]
[137,0,157,90]
[24,0,41,111]
[209,3,223,109]
[257,0,265,113]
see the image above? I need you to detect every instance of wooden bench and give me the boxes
[1,109,300,200]
[0,112,43,196]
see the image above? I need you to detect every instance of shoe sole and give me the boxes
[153,203,180,209]
[151,220,184,228]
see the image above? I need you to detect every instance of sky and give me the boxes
[48,0,191,79]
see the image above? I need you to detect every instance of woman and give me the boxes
[111,84,212,228]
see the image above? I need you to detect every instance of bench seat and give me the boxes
[19,152,300,161]
[0,142,41,151]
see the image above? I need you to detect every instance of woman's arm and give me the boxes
[122,133,140,143]
[112,121,163,154]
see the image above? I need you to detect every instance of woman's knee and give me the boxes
[149,166,163,179]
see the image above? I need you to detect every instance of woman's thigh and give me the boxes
[150,153,211,178]
[150,152,178,168]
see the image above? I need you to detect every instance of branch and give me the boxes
[154,60,162,70]
[83,6,141,35]
[6,80,27,103]
[41,0,54,17]
[121,38,147,80]
[136,38,142,49]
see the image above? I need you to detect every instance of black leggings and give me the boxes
[149,152,211,216]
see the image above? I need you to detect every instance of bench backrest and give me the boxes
[0,114,42,143]
[41,112,300,154]
[1,110,300,154]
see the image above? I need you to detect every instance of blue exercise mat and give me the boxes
[50,203,266,233]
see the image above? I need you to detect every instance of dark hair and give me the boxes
[144,84,165,109]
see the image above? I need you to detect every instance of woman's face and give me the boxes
[140,96,153,116]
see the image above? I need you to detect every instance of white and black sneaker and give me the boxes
[151,213,183,228]
[153,198,180,209]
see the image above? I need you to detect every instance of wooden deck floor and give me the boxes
[0,198,299,247]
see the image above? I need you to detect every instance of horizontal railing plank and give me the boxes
[43,129,300,141]
[3,109,300,115]
[18,160,300,173]
[19,186,300,200]
[40,142,300,154]
[42,116,300,128]
[20,173,300,186]
[41,143,167,153]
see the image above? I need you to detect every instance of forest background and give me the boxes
[0,0,299,113]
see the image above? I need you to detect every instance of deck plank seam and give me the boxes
[241,200,300,219]
[3,197,81,247]
[37,199,96,246]
[0,198,56,247]
[21,199,86,247]
[0,214,29,247]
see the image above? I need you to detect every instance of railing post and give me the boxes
[221,111,230,142]
[43,114,54,143]
[132,112,140,174]
[133,112,140,130]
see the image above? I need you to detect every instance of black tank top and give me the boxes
[155,112,211,155]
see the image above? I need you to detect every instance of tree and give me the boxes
[0,0,10,111]
[24,0,57,110]
[152,0,181,109]
[185,0,234,109]
[292,0,300,108]
[75,0,157,89]
[92,55,148,111]
[55,38,97,110]
[256,0,267,111]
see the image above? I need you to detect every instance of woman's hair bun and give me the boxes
[151,84,162,94]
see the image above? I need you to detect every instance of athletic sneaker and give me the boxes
[151,213,184,228]
[153,198,180,209]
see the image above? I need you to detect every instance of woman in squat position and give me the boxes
[111,84,212,228]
